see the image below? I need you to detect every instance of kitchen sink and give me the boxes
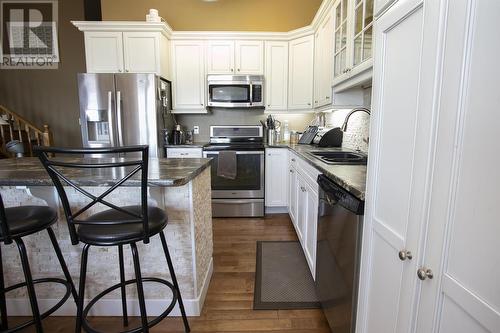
[307,151,367,165]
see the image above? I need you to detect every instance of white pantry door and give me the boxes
[416,0,500,332]
[357,0,442,332]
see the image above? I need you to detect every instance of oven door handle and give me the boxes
[212,199,261,204]
[203,151,264,155]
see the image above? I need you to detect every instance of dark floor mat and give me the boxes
[253,240,320,310]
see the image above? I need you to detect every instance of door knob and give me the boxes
[398,250,413,261]
[417,268,434,280]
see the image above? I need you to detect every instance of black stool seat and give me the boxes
[78,206,168,245]
[0,198,77,333]
[0,206,57,240]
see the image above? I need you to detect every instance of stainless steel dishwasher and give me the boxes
[315,174,364,333]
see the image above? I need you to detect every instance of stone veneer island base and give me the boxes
[0,157,213,317]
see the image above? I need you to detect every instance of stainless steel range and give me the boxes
[203,125,264,217]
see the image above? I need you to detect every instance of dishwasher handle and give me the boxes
[318,174,364,215]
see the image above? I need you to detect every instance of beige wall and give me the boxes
[0,0,86,146]
[101,0,323,31]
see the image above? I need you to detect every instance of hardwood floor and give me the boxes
[10,214,330,332]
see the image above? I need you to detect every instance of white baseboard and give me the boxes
[5,258,214,317]
[265,206,288,214]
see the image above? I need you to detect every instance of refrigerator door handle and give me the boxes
[116,90,124,146]
[107,91,116,146]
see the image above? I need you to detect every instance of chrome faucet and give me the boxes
[341,107,371,132]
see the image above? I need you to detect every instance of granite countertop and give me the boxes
[266,143,367,200]
[0,157,212,187]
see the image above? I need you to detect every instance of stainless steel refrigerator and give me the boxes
[77,73,173,157]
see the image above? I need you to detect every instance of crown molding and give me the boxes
[71,21,174,38]
[72,0,333,41]
[169,25,314,41]
[311,0,335,31]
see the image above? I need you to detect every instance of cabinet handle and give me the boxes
[267,105,271,107]
[291,158,296,162]
[118,69,122,73]
[417,268,434,281]
[289,169,294,173]
[315,101,318,103]
[231,68,234,72]
[237,68,240,72]
[326,96,330,99]
[125,69,129,72]
[307,103,311,106]
[201,103,204,106]
[398,250,413,261]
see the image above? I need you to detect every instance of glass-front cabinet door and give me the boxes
[332,0,374,85]
[333,0,349,78]
[352,0,374,67]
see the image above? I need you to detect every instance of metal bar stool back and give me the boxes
[35,145,190,333]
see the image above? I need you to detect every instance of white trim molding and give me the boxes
[72,0,336,42]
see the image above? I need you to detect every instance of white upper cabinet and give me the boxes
[206,40,263,74]
[84,32,124,73]
[171,40,207,113]
[332,0,374,90]
[351,0,374,71]
[235,40,264,74]
[264,41,288,111]
[288,35,314,110]
[206,40,235,74]
[314,9,334,108]
[122,32,160,74]
[83,30,169,78]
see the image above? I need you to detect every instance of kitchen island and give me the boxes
[0,157,213,317]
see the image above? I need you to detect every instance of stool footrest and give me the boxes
[2,278,73,333]
[82,277,178,333]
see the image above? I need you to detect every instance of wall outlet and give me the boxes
[193,125,200,135]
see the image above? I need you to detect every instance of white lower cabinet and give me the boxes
[283,150,320,278]
[165,147,203,158]
[265,148,288,207]
[303,179,318,277]
[288,163,298,227]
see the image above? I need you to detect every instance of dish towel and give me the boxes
[217,151,237,180]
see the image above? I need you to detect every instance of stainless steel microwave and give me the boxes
[207,75,264,108]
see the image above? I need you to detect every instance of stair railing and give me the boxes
[0,105,53,157]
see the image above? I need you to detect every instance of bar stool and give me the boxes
[35,145,190,333]
[0,193,77,332]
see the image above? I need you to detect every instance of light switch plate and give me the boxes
[193,126,200,135]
